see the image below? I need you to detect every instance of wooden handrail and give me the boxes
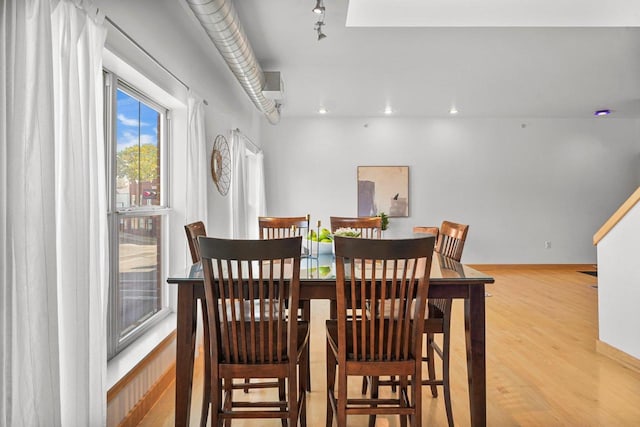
[593,186,640,245]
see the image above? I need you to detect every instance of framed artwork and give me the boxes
[357,166,409,217]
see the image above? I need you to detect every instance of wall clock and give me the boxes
[211,134,231,196]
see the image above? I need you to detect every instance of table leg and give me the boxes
[301,300,311,391]
[465,285,487,427]
[175,284,197,427]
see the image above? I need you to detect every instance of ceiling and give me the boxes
[231,0,640,119]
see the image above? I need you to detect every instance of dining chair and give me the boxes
[186,221,282,427]
[329,216,382,239]
[413,225,440,240]
[423,220,468,427]
[258,215,312,391]
[363,221,468,427]
[259,215,310,240]
[326,235,436,427]
[184,221,213,427]
[199,236,309,427]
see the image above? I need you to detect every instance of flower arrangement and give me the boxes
[333,227,361,238]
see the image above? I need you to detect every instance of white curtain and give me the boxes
[51,1,108,425]
[1,1,108,426]
[185,92,208,230]
[231,130,266,239]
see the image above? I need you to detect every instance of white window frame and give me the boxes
[104,70,171,359]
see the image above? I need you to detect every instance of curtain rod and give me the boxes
[104,16,208,106]
[234,128,261,153]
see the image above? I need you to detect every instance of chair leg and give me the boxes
[426,333,438,397]
[201,301,211,427]
[399,376,408,427]
[361,375,368,394]
[211,376,222,427]
[442,316,454,427]
[326,341,337,427]
[302,301,311,391]
[222,377,232,427]
[289,371,298,427]
[299,342,308,427]
[413,366,422,427]
[337,372,347,427]
[279,378,286,413]
[368,377,379,427]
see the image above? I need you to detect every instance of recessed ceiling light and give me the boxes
[594,109,611,116]
[384,106,393,115]
[318,107,328,114]
[449,106,458,115]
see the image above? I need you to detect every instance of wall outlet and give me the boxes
[545,241,551,249]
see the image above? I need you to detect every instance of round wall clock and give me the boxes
[211,134,231,196]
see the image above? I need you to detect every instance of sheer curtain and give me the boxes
[230,130,266,239]
[185,92,208,228]
[1,1,108,426]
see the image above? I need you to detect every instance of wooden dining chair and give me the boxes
[326,235,435,427]
[258,215,312,391]
[422,221,468,427]
[366,226,441,393]
[199,236,309,427]
[329,216,382,239]
[259,215,310,240]
[413,225,440,240]
[186,221,282,427]
[184,221,212,427]
[364,221,468,427]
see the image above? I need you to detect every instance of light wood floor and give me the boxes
[138,267,640,426]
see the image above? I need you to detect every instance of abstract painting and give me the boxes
[357,166,409,217]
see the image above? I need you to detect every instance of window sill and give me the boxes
[107,313,177,391]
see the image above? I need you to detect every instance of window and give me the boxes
[105,72,170,359]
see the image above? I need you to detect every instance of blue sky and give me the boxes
[116,89,159,152]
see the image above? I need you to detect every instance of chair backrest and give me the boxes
[198,236,302,365]
[330,216,382,239]
[436,221,469,262]
[333,236,435,362]
[413,226,439,241]
[259,216,309,240]
[185,221,207,263]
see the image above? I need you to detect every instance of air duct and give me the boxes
[186,0,280,124]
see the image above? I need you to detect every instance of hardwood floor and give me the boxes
[138,267,640,426]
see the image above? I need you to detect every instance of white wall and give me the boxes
[261,117,640,264]
[597,202,640,359]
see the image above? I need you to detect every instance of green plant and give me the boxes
[377,212,389,231]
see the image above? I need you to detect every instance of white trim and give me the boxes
[106,313,177,390]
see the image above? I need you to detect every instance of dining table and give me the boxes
[167,250,494,427]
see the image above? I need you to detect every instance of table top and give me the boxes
[167,252,494,286]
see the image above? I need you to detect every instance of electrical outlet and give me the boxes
[545,241,551,249]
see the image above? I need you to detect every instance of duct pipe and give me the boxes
[186,0,280,124]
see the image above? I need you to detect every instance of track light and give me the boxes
[312,0,325,14]
[315,20,327,41]
[312,1,327,41]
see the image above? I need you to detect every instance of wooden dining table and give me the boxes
[167,252,494,427]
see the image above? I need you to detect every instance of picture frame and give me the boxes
[357,166,409,217]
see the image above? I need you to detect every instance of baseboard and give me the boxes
[117,363,176,427]
[468,264,596,271]
[596,340,640,374]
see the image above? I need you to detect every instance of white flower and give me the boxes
[333,227,361,238]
